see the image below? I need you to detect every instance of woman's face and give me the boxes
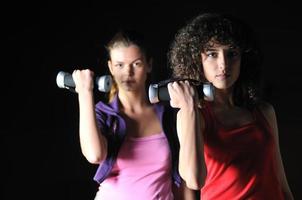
[108,44,151,92]
[201,43,241,90]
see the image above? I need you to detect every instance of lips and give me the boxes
[216,73,230,80]
[122,79,135,84]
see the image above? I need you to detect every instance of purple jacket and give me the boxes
[93,95,181,187]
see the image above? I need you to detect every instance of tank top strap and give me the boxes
[251,105,273,136]
[201,101,217,133]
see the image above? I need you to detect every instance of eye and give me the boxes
[206,51,218,58]
[133,61,143,67]
[115,63,123,68]
[227,50,240,59]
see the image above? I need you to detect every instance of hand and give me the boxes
[72,69,94,93]
[167,80,199,109]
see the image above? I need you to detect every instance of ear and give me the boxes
[108,60,114,75]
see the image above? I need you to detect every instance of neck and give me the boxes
[213,88,234,109]
[118,90,150,113]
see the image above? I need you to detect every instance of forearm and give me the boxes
[78,91,107,164]
[283,190,294,200]
[177,106,206,190]
[279,158,294,200]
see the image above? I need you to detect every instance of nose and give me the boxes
[218,53,228,71]
[125,64,134,76]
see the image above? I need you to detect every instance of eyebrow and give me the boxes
[205,46,240,51]
[205,48,217,51]
[114,58,143,64]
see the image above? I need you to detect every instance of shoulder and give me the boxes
[95,100,108,113]
[255,101,276,121]
[255,101,279,135]
[95,100,119,123]
[96,99,116,112]
[95,100,107,109]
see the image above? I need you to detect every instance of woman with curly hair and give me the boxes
[167,12,294,199]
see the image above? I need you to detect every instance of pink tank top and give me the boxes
[95,132,173,200]
[200,103,284,200]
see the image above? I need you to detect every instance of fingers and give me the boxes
[168,81,194,96]
[72,69,94,78]
[167,82,177,108]
[168,80,197,108]
[72,69,95,93]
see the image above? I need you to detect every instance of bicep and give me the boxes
[259,103,292,196]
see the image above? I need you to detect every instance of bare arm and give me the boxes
[259,102,294,200]
[172,179,198,200]
[73,69,108,164]
[168,81,207,190]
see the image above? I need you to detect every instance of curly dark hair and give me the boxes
[168,12,263,109]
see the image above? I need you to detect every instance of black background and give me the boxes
[2,1,302,199]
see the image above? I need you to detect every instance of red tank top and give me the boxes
[200,103,284,200]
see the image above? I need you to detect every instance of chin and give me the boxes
[123,86,136,91]
[215,84,231,90]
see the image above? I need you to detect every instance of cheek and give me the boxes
[112,72,122,83]
[203,71,210,81]
[234,68,240,79]
[201,59,215,81]
[202,66,215,82]
[136,68,148,77]
[232,62,241,78]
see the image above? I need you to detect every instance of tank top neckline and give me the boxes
[205,102,257,131]
[126,131,165,141]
